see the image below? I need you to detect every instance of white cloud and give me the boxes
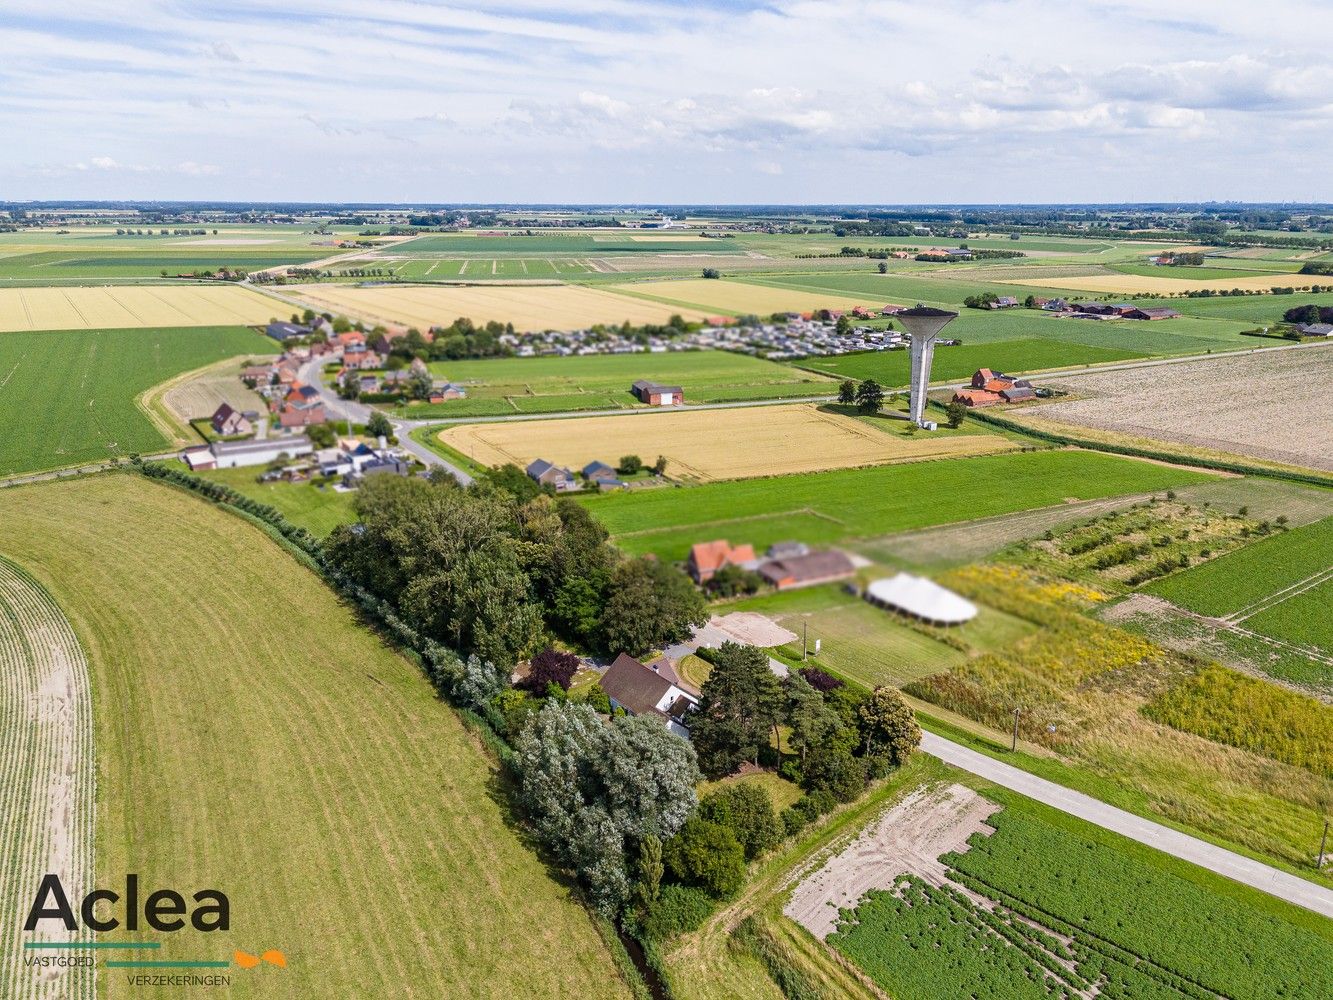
[2,0,1330,200]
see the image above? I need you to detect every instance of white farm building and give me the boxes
[864,573,977,626]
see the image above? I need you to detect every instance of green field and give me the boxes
[402,349,836,418]
[193,464,358,537]
[0,325,274,477]
[368,257,597,280]
[1108,263,1289,281]
[1245,578,1333,652]
[580,450,1217,560]
[796,338,1143,385]
[397,233,743,255]
[0,475,631,999]
[832,788,1333,1000]
[1145,516,1333,617]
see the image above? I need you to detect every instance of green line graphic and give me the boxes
[24,941,161,950]
[105,959,230,968]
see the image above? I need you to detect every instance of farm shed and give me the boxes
[526,458,577,490]
[758,550,856,590]
[197,435,315,469]
[630,379,685,405]
[687,539,759,584]
[865,573,977,625]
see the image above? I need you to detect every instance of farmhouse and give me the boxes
[428,382,468,403]
[181,435,314,471]
[687,539,759,584]
[1298,322,1333,337]
[630,379,685,405]
[599,653,697,739]
[952,369,1035,407]
[209,403,253,437]
[581,460,627,489]
[279,403,328,428]
[757,550,856,590]
[525,458,577,491]
[987,296,1020,309]
[864,573,977,625]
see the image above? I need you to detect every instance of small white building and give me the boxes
[599,653,697,739]
[181,435,314,471]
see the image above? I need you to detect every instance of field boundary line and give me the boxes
[1228,565,1333,623]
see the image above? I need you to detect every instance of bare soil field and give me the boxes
[1031,347,1333,471]
[0,558,95,1000]
[0,285,277,332]
[286,281,708,332]
[439,404,1017,482]
[160,356,270,422]
[784,783,997,939]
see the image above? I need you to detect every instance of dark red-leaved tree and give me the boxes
[800,666,843,693]
[526,648,581,692]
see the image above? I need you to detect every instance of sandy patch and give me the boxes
[784,783,998,939]
[709,612,799,648]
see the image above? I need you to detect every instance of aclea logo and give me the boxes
[24,874,230,933]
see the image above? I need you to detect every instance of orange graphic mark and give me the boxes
[234,951,261,969]
[234,949,285,969]
[261,950,287,968]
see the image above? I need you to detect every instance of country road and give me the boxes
[920,731,1333,920]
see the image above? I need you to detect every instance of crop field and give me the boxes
[1244,578,1333,653]
[1032,346,1333,471]
[440,404,1017,482]
[286,281,709,331]
[797,338,1143,385]
[1145,515,1333,618]
[607,277,885,315]
[396,233,743,255]
[580,450,1216,560]
[369,257,602,280]
[0,284,278,331]
[0,249,336,281]
[996,271,1324,295]
[0,558,96,1000]
[1107,263,1291,281]
[159,355,271,423]
[409,349,835,418]
[1143,663,1332,776]
[832,789,1333,1000]
[0,325,274,477]
[0,475,631,999]
[1166,290,1333,323]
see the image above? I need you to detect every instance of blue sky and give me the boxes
[3,0,1328,203]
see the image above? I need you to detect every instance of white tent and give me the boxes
[864,573,977,625]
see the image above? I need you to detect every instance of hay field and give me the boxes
[0,284,277,331]
[994,272,1315,295]
[287,281,708,331]
[608,278,885,315]
[160,355,271,422]
[440,404,1016,482]
[0,475,631,1000]
[1033,346,1333,471]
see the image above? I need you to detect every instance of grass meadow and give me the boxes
[406,348,836,418]
[579,450,1218,561]
[0,325,273,477]
[0,475,632,1000]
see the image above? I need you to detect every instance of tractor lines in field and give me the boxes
[1226,565,1333,624]
[0,558,95,1000]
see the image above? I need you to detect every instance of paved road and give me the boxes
[920,731,1333,920]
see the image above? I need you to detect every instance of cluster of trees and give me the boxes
[1298,262,1333,276]
[701,267,721,279]
[1283,304,1333,325]
[691,643,920,790]
[1162,252,1206,266]
[326,472,707,668]
[838,378,886,414]
[963,291,1000,309]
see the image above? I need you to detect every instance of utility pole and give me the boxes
[1319,820,1329,870]
[803,622,808,661]
[1011,708,1021,753]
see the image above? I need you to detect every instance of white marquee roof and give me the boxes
[865,573,977,625]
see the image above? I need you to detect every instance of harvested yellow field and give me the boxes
[0,284,277,332]
[440,403,1017,482]
[610,278,885,315]
[995,272,1308,295]
[287,282,708,332]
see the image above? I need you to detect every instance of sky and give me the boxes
[3,0,1329,204]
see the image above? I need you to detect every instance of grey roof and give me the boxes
[583,460,616,477]
[212,435,312,457]
[1299,323,1333,335]
[600,653,675,716]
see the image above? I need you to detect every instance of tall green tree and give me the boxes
[855,379,885,414]
[837,379,856,405]
[784,673,840,766]
[859,686,921,766]
[690,642,785,778]
[599,557,707,657]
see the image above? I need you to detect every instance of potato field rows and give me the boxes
[0,558,95,1000]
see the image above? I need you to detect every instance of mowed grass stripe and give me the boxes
[579,450,1219,560]
[1145,516,1333,618]
[0,476,631,1000]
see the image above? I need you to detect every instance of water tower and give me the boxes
[897,305,958,426]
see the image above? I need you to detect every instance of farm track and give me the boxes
[1228,565,1333,623]
[0,558,95,1000]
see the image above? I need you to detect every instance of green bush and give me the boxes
[641,885,717,941]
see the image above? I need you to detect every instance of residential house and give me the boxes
[955,368,1034,407]
[209,402,253,438]
[1297,322,1333,337]
[758,550,856,591]
[279,403,327,428]
[1122,307,1181,321]
[181,435,313,471]
[686,539,759,584]
[525,458,577,491]
[428,383,467,404]
[599,653,697,738]
[630,379,685,405]
[988,296,1019,309]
